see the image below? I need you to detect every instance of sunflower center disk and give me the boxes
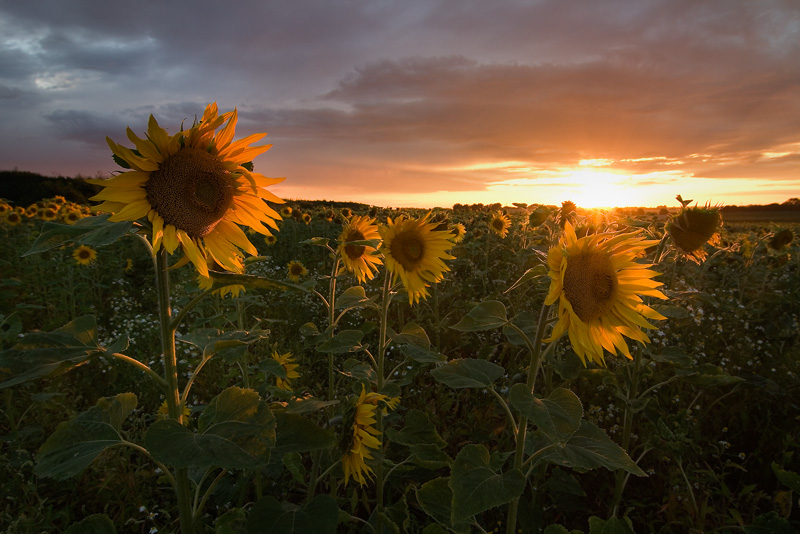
[145,147,234,238]
[563,251,619,323]
[392,232,425,271]
[344,230,366,259]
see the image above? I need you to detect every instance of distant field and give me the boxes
[721,210,800,222]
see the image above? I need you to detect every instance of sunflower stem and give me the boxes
[506,302,550,534]
[610,342,643,517]
[375,269,392,516]
[155,248,195,534]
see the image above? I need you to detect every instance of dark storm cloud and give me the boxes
[0,0,798,204]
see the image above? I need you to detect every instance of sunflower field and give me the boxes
[1,107,799,534]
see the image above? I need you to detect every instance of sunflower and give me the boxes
[666,204,722,263]
[341,385,394,486]
[544,222,667,366]
[157,400,191,423]
[338,215,382,283]
[287,260,307,282]
[73,245,98,266]
[280,206,293,218]
[61,210,83,224]
[264,234,278,246]
[4,212,22,226]
[450,222,466,243]
[271,350,300,391]
[379,213,455,304]
[301,212,312,225]
[489,211,511,238]
[40,207,58,221]
[89,102,284,277]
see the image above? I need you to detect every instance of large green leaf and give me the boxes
[23,214,133,256]
[588,516,635,534]
[246,494,338,534]
[772,462,800,493]
[385,409,447,448]
[509,385,583,444]
[430,359,505,389]
[145,387,275,469]
[64,514,117,534]
[179,328,269,362]
[449,444,525,523]
[36,393,137,480]
[273,412,336,454]
[334,286,377,311]
[415,478,471,534]
[315,330,365,354]
[0,315,115,389]
[450,300,508,331]
[389,322,431,348]
[529,421,645,476]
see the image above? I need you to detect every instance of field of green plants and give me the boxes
[1,197,798,534]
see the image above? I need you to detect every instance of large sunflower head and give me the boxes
[379,213,455,305]
[489,211,512,238]
[666,204,722,263]
[544,222,667,366]
[338,215,383,283]
[89,103,285,277]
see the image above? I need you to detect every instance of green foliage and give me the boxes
[145,387,276,469]
[246,494,338,534]
[36,393,137,480]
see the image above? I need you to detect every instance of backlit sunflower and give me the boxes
[271,350,300,391]
[341,385,394,486]
[379,213,455,304]
[89,102,284,277]
[489,211,511,238]
[73,245,98,266]
[450,223,466,243]
[666,204,722,264]
[338,215,382,283]
[287,260,307,282]
[544,222,667,366]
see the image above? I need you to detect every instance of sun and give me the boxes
[562,168,639,209]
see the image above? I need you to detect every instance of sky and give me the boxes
[1,0,798,209]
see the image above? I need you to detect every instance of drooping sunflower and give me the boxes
[89,103,284,277]
[73,245,98,266]
[341,385,394,486]
[666,204,722,263]
[450,222,466,243]
[489,211,511,238]
[338,215,382,283]
[379,213,455,304]
[271,350,300,391]
[287,260,307,282]
[544,222,667,366]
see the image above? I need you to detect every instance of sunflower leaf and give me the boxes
[23,214,133,256]
[208,271,310,293]
[509,385,583,444]
[246,494,339,534]
[334,286,377,310]
[527,420,646,476]
[430,358,505,389]
[504,264,548,293]
[450,300,508,331]
[144,387,275,469]
[415,478,472,534]
[36,393,137,480]
[0,315,108,389]
[449,444,525,523]
[315,329,365,353]
[273,412,336,454]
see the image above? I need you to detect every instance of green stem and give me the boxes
[375,271,392,516]
[610,345,643,517]
[505,303,551,534]
[154,248,194,534]
[488,387,518,436]
[108,352,167,389]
